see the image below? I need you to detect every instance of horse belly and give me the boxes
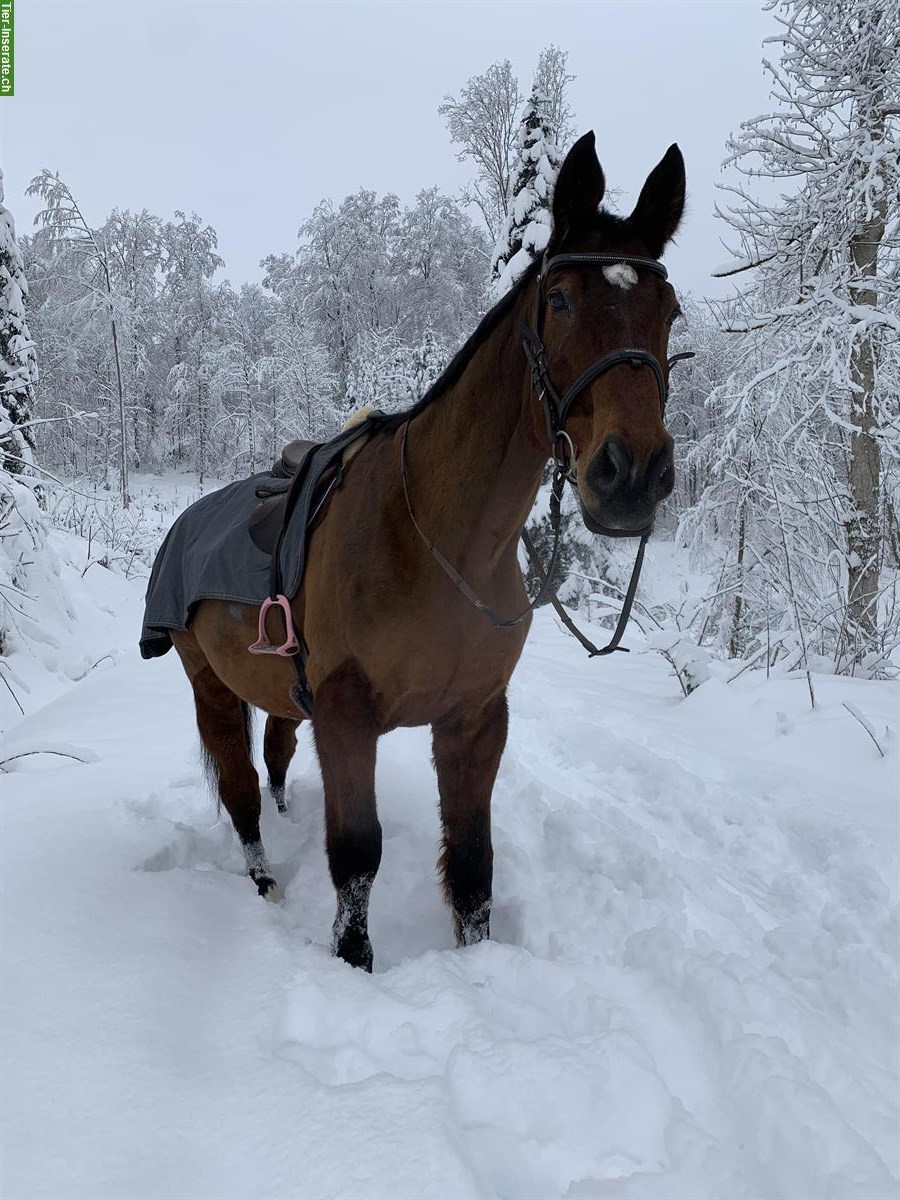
[183,600,306,720]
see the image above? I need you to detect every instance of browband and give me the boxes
[542,252,669,280]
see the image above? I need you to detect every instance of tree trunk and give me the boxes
[109,314,129,509]
[729,502,746,659]
[101,246,129,509]
[845,92,887,666]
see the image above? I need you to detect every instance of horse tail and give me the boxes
[201,699,254,817]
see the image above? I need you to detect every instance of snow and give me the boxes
[2,555,898,1199]
[1,473,217,728]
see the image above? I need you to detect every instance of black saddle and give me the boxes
[275,438,320,479]
[248,415,385,562]
[249,440,322,553]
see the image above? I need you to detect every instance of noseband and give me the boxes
[519,251,687,492]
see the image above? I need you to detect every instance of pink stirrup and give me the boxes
[248,594,299,656]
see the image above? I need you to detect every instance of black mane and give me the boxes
[377,210,637,433]
[377,257,541,434]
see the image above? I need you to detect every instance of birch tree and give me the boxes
[534,45,576,150]
[439,60,522,242]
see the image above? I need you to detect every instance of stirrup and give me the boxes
[248,595,299,656]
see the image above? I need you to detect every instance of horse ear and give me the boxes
[628,144,685,257]
[551,131,606,245]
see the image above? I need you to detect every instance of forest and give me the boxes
[2,14,898,684]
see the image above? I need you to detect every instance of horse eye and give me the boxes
[548,289,569,313]
[666,306,683,327]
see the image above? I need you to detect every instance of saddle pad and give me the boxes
[139,413,387,660]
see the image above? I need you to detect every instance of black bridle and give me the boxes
[402,251,694,655]
[520,251,687,500]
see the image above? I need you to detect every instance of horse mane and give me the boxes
[377,210,636,434]
[377,256,543,433]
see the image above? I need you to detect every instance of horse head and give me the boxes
[524,132,685,537]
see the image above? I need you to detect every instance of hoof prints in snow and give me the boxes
[2,614,898,1200]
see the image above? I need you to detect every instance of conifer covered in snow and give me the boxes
[0,169,38,476]
[0,176,73,693]
[490,88,561,299]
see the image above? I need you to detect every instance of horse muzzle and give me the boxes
[578,435,674,537]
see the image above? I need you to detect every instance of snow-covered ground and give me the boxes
[2,519,898,1199]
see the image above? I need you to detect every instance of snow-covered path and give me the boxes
[2,606,898,1199]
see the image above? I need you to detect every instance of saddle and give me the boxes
[248,426,373,554]
[244,411,388,715]
[248,440,319,555]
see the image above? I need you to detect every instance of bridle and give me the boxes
[519,251,691,516]
[401,250,694,654]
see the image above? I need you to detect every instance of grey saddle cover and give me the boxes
[140,413,387,660]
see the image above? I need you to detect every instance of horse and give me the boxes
[161,132,685,971]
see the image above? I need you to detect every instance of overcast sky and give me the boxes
[1,0,775,300]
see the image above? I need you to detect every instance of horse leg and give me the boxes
[432,691,508,947]
[263,715,298,814]
[312,663,381,971]
[191,665,279,901]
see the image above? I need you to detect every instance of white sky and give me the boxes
[1,0,775,300]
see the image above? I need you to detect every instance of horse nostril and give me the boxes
[650,441,675,501]
[591,436,632,496]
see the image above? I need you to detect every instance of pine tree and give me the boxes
[0,169,38,475]
[490,88,562,299]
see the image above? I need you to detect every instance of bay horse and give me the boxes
[168,133,685,970]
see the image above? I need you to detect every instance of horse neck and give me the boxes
[401,282,548,572]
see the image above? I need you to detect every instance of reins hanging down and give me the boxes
[402,250,694,656]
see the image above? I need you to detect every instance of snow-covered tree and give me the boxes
[404,328,446,400]
[687,0,900,672]
[0,169,38,476]
[439,60,522,242]
[534,45,576,150]
[0,179,72,704]
[345,327,449,417]
[27,172,135,505]
[160,212,224,480]
[440,50,576,243]
[490,88,562,299]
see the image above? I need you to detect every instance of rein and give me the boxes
[401,251,694,655]
[401,421,566,629]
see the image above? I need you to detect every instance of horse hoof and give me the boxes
[453,903,491,948]
[270,783,288,815]
[334,930,373,972]
[254,874,282,903]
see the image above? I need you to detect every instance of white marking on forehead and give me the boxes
[602,263,639,290]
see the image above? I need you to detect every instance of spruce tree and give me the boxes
[490,88,561,299]
[0,169,38,475]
